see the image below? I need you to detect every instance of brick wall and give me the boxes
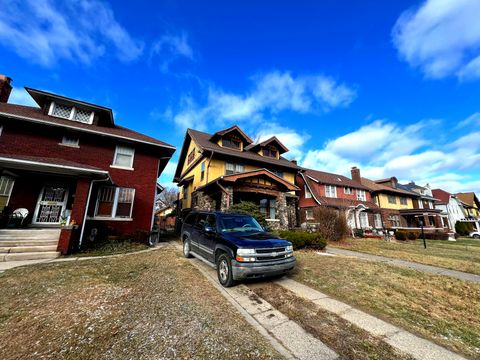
[0,120,162,235]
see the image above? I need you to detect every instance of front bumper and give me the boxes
[231,256,296,280]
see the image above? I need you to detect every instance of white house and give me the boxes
[432,189,467,231]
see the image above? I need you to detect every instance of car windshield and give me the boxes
[219,215,264,232]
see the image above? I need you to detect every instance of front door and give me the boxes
[33,184,69,224]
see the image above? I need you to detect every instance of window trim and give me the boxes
[344,187,353,195]
[111,145,135,170]
[200,161,205,181]
[388,195,397,204]
[0,176,15,208]
[93,186,135,220]
[48,101,94,125]
[225,162,245,175]
[305,185,312,199]
[305,208,314,220]
[60,135,80,148]
[325,185,337,198]
[356,189,366,201]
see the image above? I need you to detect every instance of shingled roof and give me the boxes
[360,177,418,196]
[303,168,370,190]
[0,102,175,151]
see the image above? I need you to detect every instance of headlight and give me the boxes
[286,245,293,252]
[237,248,255,256]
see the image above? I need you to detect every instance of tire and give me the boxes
[216,253,235,287]
[474,234,480,239]
[183,238,192,258]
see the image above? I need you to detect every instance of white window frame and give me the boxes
[357,189,366,201]
[306,208,314,220]
[305,185,312,199]
[225,162,244,175]
[60,135,79,147]
[48,102,94,124]
[94,186,135,220]
[344,187,352,195]
[0,176,15,207]
[325,185,337,198]
[111,145,135,170]
[374,213,382,228]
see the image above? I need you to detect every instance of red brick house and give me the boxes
[297,168,381,230]
[0,77,175,255]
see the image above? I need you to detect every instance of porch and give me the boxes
[400,209,447,230]
[0,154,109,256]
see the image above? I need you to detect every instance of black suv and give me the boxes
[181,211,296,287]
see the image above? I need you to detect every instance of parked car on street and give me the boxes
[181,211,296,287]
[470,231,480,239]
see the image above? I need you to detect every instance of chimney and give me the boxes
[0,75,12,103]
[351,166,361,183]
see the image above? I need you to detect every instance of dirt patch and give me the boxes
[0,245,282,360]
[249,283,413,360]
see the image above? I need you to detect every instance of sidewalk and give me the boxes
[327,248,480,283]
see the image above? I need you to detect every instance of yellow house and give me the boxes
[456,192,480,218]
[173,126,300,229]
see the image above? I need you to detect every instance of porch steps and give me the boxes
[0,229,61,262]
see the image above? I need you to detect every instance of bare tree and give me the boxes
[156,187,179,209]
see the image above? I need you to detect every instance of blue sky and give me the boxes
[1,0,480,194]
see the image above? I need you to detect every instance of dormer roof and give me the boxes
[209,125,253,144]
[246,136,289,154]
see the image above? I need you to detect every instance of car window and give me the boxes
[205,214,216,230]
[184,213,196,225]
[218,215,263,232]
[194,213,207,230]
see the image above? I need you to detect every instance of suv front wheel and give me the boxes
[217,253,235,287]
[183,238,192,258]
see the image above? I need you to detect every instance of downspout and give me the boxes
[78,176,111,249]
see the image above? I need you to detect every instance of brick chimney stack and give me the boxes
[0,75,12,103]
[351,166,361,183]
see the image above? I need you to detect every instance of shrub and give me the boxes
[407,231,420,240]
[455,221,473,236]
[423,231,449,240]
[309,207,349,242]
[395,230,408,241]
[278,230,327,250]
[353,228,364,238]
[228,201,268,229]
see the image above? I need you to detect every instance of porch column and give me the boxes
[276,192,288,229]
[434,215,443,229]
[57,177,91,255]
[220,186,233,212]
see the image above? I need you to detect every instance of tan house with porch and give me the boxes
[173,126,300,229]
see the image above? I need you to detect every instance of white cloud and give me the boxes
[0,0,143,66]
[301,116,480,194]
[392,0,480,79]
[8,87,38,107]
[170,71,356,131]
[151,32,195,72]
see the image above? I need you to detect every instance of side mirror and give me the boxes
[204,226,215,234]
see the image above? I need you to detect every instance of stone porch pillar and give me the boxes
[220,186,233,212]
[276,192,288,229]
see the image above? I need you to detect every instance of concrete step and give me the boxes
[0,229,61,240]
[0,251,61,262]
[0,245,58,253]
[0,239,58,247]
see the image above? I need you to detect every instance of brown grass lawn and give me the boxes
[0,245,281,360]
[292,250,480,359]
[331,238,480,275]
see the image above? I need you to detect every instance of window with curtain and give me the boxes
[95,186,135,218]
[113,145,135,168]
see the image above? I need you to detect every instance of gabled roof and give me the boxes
[432,189,451,205]
[0,102,175,151]
[360,177,418,196]
[397,183,437,200]
[246,136,289,154]
[456,192,480,208]
[210,125,253,144]
[221,168,299,191]
[174,128,300,182]
[303,168,369,190]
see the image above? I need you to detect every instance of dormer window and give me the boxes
[222,135,242,150]
[49,102,94,124]
[262,146,278,158]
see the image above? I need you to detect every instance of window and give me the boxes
[95,187,135,218]
[194,213,207,230]
[201,161,205,181]
[400,197,408,205]
[260,199,276,219]
[357,189,366,201]
[306,209,314,220]
[61,136,79,147]
[388,195,397,204]
[344,187,353,195]
[183,185,188,200]
[112,145,134,168]
[262,147,278,158]
[49,102,94,124]
[418,199,424,209]
[269,169,283,178]
[374,213,382,228]
[225,162,244,175]
[0,176,14,211]
[184,213,196,225]
[325,185,337,198]
[187,149,195,165]
[222,136,241,149]
[359,212,369,228]
[388,215,400,227]
[305,185,312,199]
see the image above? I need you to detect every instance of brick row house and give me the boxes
[0,76,175,255]
[174,126,300,229]
[297,168,381,231]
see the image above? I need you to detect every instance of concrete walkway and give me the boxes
[275,278,465,360]
[327,248,480,283]
[0,243,170,273]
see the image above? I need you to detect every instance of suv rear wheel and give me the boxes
[474,234,480,239]
[183,238,192,258]
[217,253,235,287]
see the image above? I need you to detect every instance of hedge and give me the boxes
[278,230,327,250]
